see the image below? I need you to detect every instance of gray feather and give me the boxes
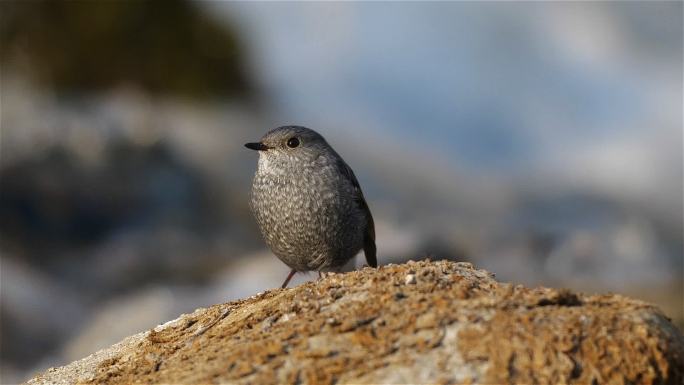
[248,126,377,275]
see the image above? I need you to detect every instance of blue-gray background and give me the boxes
[1,1,681,382]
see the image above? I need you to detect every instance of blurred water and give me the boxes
[218,5,678,152]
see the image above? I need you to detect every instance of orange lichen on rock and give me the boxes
[28,260,684,385]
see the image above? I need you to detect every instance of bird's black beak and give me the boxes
[244,142,270,151]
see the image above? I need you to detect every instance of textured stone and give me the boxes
[27,260,684,385]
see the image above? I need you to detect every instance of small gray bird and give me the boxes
[245,126,377,288]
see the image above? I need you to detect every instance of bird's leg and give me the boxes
[318,271,331,280]
[281,269,297,289]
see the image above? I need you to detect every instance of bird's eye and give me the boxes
[286,137,300,148]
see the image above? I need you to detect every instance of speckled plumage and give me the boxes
[245,126,376,286]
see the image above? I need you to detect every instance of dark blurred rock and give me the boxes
[0,0,251,99]
[0,257,87,373]
[0,140,212,264]
[0,135,262,293]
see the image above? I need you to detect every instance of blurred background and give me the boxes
[1,1,682,382]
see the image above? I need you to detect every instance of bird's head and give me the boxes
[245,126,333,164]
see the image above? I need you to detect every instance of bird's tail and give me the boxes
[364,222,377,268]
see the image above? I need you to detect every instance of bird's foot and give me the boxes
[317,271,336,280]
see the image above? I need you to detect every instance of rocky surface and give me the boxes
[27,260,684,385]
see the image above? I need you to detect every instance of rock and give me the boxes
[26,260,684,385]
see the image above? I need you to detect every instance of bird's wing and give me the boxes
[336,158,377,268]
